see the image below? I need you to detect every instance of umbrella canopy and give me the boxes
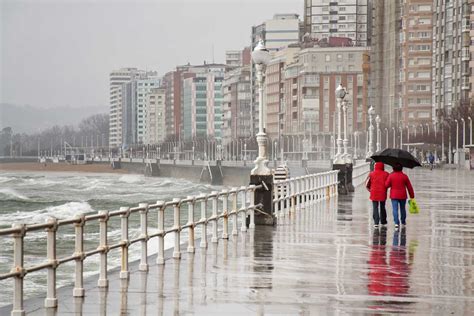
[370,148,421,169]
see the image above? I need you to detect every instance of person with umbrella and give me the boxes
[371,148,419,228]
[366,162,389,228]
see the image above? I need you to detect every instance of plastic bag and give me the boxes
[408,198,419,214]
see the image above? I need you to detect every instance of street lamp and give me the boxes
[251,40,272,175]
[455,119,459,152]
[461,118,465,149]
[375,115,381,152]
[384,128,388,149]
[468,117,473,145]
[334,84,346,163]
[342,99,351,163]
[366,106,375,158]
[392,127,396,148]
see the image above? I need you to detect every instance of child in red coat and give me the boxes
[367,162,389,228]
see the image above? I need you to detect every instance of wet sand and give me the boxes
[0,162,129,174]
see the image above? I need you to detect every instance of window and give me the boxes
[325,54,331,62]
[337,54,343,61]
[292,112,297,119]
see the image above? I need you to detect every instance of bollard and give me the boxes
[73,215,85,297]
[138,203,149,272]
[156,201,165,265]
[199,195,208,248]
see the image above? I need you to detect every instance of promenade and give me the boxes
[3,168,474,315]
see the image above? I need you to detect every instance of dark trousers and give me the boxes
[372,201,387,225]
[391,199,407,225]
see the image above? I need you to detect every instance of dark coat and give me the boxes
[385,170,415,200]
[368,162,389,201]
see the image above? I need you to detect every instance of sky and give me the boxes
[1,0,302,109]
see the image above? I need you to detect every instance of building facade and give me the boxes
[146,88,166,145]
[303,0,371,46]
[399,0,433,126]
[135,75,160,143]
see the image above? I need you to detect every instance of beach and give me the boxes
[0,162,128,174]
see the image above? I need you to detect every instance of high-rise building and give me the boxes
[135,75,161,143]
[399,0,433,126]
[303,0,371,47]
[146,88,166,145]
[469,0,474,102]
[222,65,252,145]
[432,0,471,120]
[225,47,251,69]
[369,1,402,126]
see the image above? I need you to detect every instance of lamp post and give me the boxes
[334,84,346,164]
[384,128,388,150]
[399,125,403,149]
[469,117,473,145]
[353,131,358,159]
[342,99,351,163]
[392,127,396,148]
[455,119,459,152]
[426,123,430,138]
[375,115,381,152]
[461,118,465,149]
[366,106,375,158]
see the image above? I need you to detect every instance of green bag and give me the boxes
[408,198,419,214]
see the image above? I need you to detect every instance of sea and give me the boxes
[0,171,220,307]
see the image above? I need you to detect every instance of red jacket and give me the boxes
[385,171,415,200]
[368,162,389,201]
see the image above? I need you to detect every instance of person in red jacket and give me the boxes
[367,162,389,228]
[385,163,415,228]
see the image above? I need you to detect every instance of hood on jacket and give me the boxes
[374,162,385,171]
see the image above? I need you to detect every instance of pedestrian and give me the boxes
[428,152,435,170]
[366,162,389,228]
[385,163,415,229]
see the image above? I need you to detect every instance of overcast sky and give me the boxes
[1,0,302,109]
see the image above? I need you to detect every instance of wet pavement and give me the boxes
[5,169,474,315]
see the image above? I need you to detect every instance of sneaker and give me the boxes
[374,224,379,228]
[381,223,387,227]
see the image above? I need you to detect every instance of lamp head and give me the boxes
[252,40,271,65]
[335,84,346,99]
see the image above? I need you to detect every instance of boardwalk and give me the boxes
[3,169,474,315]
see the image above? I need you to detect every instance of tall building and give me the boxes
[432,0,471,120]
[222,65,252,145]
[146,88,166,145]
[109,68,142,149]
[469,0,474,102]
[369,1,402,126]
[225,47,251,69]
[399,0,433,126]
[303,0,371,47]
[135,75,161,143]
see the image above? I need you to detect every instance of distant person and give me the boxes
[428,152,435,170]
[366,162,389,228]
[385,163,415,229]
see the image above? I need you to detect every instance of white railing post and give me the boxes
[240,187,247,232]
[290,180,295,215]
[156,201,165,265]
[45,217,58,308]
[73,215,85,297]
[211,191,218,243]
[199,195,208,248]
[222,190,229,239]
[138,203,149,271]
[11,224,25,316]
[98,210,109,288]
[249,186,255,229]
[120,207,130,279]
[231,188,238,236]
[187,196,195,253]
[173,198,181,259]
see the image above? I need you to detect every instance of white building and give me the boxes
[303,0,370,47]
[265,14,301,51]
[135,75,161,143]
[146,88,166,145]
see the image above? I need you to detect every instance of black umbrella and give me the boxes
[370,148,421,169]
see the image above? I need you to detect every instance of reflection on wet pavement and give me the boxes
[13,169,474,315]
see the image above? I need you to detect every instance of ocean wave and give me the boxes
[118,174,144,184]
[0,188,30,201]
[0,201,94,225]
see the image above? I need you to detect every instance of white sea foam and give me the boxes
[118,174,144,184]
[0,201,94,225]
[0,188,30,201]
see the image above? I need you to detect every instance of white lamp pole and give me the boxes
[353,131,358,159]
[334,84,346,164]
[375,115,381,152]
[384,128,388,149]
[455,119,459,152]
[251,40,271,176]
[366,106,375,158]
[399,125,403,149]
[469,117,473,145]
[461,118,465,149]
[342,99,351,162]
[392,127,396,148]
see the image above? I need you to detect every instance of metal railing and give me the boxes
[0,185,263,315]
[352,162,371,187]
[273,171,339,217]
